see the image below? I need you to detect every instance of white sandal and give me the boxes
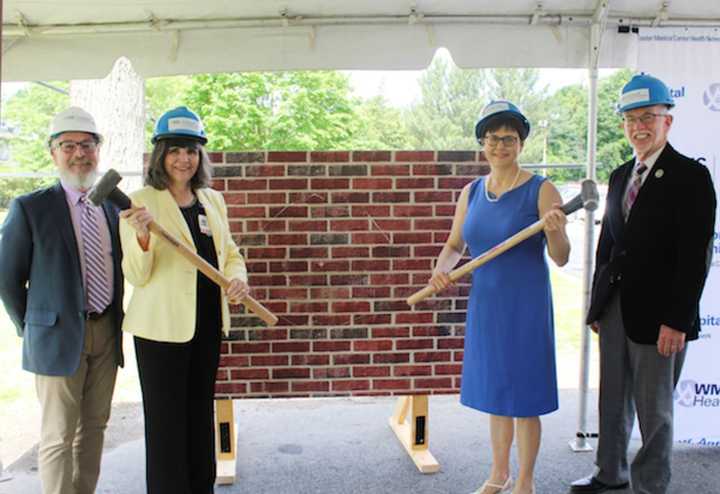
[470,477,513,494]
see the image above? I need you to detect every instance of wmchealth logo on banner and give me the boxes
[701,314,720,328]
[675,379,720,408]
[702,83,720,111]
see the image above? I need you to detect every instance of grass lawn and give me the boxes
[0,198,589,409]
[0,298,34,406]
[0,209,31,405]
[0,268,588,409]
[0,205,140,411]
[550,268,585,353]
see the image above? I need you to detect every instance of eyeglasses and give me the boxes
[167,145,200,156]
[479,135,519,148]
[622,112,668,126]
[54,140,98,154]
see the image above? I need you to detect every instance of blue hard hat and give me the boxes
[617,73,675,113]
[475,100,531,141]
[152,106,208,144]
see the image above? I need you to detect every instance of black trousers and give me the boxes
[135,325,222,494]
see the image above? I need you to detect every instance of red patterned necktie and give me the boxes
[624,162,647,220]
[80,195,111,313]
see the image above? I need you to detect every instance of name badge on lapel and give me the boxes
[198,215,211,236]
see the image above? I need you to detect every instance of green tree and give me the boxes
[2,82,69,172]
[349,95,411,150]
[183,72,359,151]
[596,69,634,180]
[545,83,586,182]
[403,56,488,150]
[483,68,550,164]
[145,76,193,144]
[546,69,633,182]
[1,82,69,207]
[403,58,549,157]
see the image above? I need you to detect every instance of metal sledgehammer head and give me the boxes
[560,179,599,216]
[580,179,599,212]
[87,169,132,210]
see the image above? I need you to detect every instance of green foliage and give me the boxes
[348,95,411,150]
[483,68,550,164]
[2,82,69,172]
[183,72,360,151]
[403,59,549,160]
[1,67,638,189]
[0,83,68,205]
[402,60,635,183]
[0,177,54,209]
[545,69,634,182]
[545,84,587,182]
[596,69,635,180]
[144,76,193,146]
[403,57,487,150]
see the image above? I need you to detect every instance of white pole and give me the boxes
[0,454,12,482]
[570,0,606,453]
[570,66,598,453]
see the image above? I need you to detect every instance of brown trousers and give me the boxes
[35,313,118,494]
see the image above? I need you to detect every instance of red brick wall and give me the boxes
[209,150,490,398]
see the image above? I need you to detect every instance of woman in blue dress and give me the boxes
[429,101,570,494]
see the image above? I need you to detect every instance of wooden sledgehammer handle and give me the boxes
[88,169,278,326]
[406,179,598,307]
[146,220,278,326]
[406,219,545,306]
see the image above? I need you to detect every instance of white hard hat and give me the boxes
[49,106,102,141]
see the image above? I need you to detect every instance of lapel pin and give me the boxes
[654,169,664,179]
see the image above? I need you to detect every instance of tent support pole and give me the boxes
[570,0,606,453]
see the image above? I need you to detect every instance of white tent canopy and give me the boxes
[3,0,720,81]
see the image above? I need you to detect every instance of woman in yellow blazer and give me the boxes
[120,107,248,494]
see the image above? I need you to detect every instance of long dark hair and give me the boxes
[145,138,212,190]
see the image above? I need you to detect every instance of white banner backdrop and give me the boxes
[637,27,720,445]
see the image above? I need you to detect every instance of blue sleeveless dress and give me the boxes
[460,174,558,417]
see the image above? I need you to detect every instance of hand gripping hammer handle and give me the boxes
[406,179,599,306]
[88,169,279,326]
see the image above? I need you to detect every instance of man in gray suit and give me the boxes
[0,107,124,494]
[571,75,716,494]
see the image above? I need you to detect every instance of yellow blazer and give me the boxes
[120,186,247,342]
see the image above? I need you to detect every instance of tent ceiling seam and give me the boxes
[4,12,720,38]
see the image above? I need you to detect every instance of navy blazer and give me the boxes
[0,182,124,376]
[587,143,716,344]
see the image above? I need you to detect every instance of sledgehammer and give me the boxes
[406,179,599,306]
[88,169,279,326]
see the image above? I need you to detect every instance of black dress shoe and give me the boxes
[570,476,629,493]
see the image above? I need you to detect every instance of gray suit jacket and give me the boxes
[0,182,124,376]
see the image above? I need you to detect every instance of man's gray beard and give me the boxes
[59,168,98,191]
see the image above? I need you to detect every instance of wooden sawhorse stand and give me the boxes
[388,395,440,473]
[215,399,237,485]
[215,394,440,485]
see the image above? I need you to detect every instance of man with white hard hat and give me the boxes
[571,74,716,493]
[0,107,124,494]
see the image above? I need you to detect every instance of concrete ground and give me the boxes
[2,390,719,494]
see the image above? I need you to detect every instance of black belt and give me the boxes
[86,308,109,320]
